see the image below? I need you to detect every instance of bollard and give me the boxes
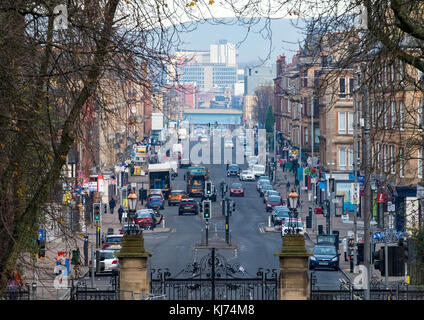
[350,259,354,273]
[268,216,271,228]
[162,218,165,229]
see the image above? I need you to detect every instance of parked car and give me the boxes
[178,198,199,215]
[89,250,119,276]
[103,234,124,250]
[146,194,164,210]
[227,164,240,177]
[251,164,266,177]
[281,218,305,237]
[230,183,244,197]
[265,195,284,212]
[256,176,270,190]
[136,209,155,229]
[309,244,340,271]
[271,206,291,226]
[168,190,186,206]
[259,183,274,197]
[263,190,280,203]
[239,170,255,181]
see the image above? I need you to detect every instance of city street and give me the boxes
[85,138,351,291]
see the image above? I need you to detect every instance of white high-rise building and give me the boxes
[210,40,236,66]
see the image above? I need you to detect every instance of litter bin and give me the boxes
[306,216,312,229]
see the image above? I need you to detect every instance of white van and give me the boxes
[251,164,265,177]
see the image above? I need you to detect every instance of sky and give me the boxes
[175,18,306,66]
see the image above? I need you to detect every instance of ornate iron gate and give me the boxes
[70,270,119,300]
[150,249,278,300]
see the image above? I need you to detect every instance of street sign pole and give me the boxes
[205,219,209,247]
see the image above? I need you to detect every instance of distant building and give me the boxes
[244,65,276,95]
[171,40,238,93]
[210,39,236,66]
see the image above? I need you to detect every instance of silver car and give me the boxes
[89,250,119,276]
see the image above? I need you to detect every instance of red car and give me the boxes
[135,209,155,230]
[230,183,244,197]
[265,195,283,212]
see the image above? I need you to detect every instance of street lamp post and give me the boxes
[287,189,300,234]
[127,191,138,234]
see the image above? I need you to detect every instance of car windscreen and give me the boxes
[100,251,115,260]
[275,210,290,218]
[263,185,273,190]
[231,183,242,189]
[229,165,238,170]
[171,191,183,195]
[136,212,151,218]
[105,236,122,243]
[267,191,279,196]
[149,195,162,200]
[242,170,250,174]
[314,246,337,255]
[268,196,281,202]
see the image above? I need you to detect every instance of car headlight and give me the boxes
[331,256,338,262]
[310,256,316,261]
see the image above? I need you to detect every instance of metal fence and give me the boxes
[70,271,119,300]
[2,284,30,300]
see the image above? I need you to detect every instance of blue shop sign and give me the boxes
[38,229,45,242]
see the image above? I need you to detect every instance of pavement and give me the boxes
[271,163,406,286]
[20,172,173,300]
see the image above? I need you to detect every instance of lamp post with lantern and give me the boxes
[287,189,300,234]
[127,190,138,234]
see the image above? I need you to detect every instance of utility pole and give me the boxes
[328,91,333,235]
[353,72,359,272]
[361,64,372,300]
[299,103,302,169]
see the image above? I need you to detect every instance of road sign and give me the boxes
[351,183,360,205]
[377,193,386,203]
[38,229,45,242]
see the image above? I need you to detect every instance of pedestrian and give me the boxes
[118,206,124,224]
[109,197,116,214]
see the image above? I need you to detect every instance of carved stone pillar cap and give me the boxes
[115,234,152,258]
[274,234,312,257]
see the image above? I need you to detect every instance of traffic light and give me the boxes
[93,203,101,222]
[205,181,212,196]
[203,200,211,219]
[37,240,46,258]
[373,248,384,276]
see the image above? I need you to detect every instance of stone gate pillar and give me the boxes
[116,234,152,300]
[274,234,312,300]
